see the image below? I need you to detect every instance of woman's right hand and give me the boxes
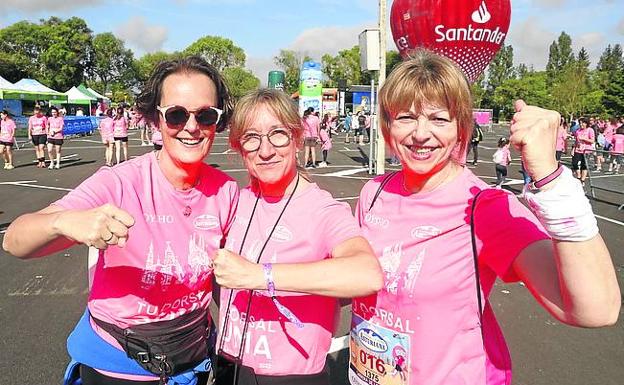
[54,204,135,249]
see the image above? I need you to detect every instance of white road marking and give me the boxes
[329,335,349,354]
[595,215,624,227]
[0,181,71,192]
[321,168,369,177]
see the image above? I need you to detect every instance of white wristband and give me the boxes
[522,167,598,241]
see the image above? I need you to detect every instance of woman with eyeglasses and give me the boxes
[211,88,382,385]
[348,49,619,385]
[3,56,238,385]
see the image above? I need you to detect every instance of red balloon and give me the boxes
[390,0,511,83]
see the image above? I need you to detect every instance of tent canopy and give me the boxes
[77,84,101,100]
[86,86,111,102]
[64,86,97,105]
[1,78,67,102]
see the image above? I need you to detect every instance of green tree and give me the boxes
[90,33,134,92]
[545,32,574,86]
[184,36,245,71]
[0,21,47,81]
[385,50,402,76]
[322,46,362,87]
[133,51,181,85]
[602,68,624,116]
[483,44,515,118]
[274,49,312,94]
[38,17,94,90]
[222,67,260,99]
[493,72,549,120]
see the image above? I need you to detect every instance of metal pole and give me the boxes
[375,0,387,175]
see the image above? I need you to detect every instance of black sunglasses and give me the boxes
[157,105,223,127]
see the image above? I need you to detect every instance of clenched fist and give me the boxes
[213,249,264,290]
[509,100,560,182]
[55,203,135,250]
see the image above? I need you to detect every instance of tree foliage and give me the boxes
[223,67,260,100]
[91,33,134,92]
[274,50,312,94]
[184,36,245,71]
[0,17,93,90]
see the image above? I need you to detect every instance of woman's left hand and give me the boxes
[509,99,560,181]
[213,248,263,290]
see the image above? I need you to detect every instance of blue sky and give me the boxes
[1,0,622,84]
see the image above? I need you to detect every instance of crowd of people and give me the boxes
[2,51,622,385]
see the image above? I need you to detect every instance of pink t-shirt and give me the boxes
[151,129,163,145]
[319,128,332,151]
[493,147,510,166]
[612,134,624,154]
[48,116,64,139]
[113,117,128,138]
[0,119,16,142]
[99,117,114,141]
[54,152,239,328]
[556,126,567,151]
[303,115,320,139]
[350,168,549,385]
[604,124,617,142]
[574,127,595,154]
[218,183,361,376]
[29,115,48,135]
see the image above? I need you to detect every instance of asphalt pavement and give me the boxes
[0,126,622,385]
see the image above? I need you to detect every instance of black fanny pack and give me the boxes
[91,308,211,381]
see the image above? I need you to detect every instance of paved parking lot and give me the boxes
[1,127,622,385]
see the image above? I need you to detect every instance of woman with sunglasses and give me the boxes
[3,56,238,385]
[211,88,382,385]
[348,50,619,385]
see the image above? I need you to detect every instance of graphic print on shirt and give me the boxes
[141,233,213,290]
[379,242,425,298]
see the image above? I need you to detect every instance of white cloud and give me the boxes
[246,56,277,86]
[617,17,624,35]
[0,0,104,13]
[289,24,374,60]
[507,16,556,69]
[532,0,567,7]
[115,16,168,54]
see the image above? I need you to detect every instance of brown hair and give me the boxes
[229,88,303,153]
[136,55,232,133]
[378,49,473,159]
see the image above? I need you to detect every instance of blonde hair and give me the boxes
[229,88,303,153]
[378,49,473,158]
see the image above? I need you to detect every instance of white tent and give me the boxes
[0,75,19,90]
[65,86,97,105]
[87,87,111,102]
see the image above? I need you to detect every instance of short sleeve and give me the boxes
[473,190,550,282]
[318,199,362,257]
[54,167,123,211]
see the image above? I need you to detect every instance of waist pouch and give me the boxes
[91,309,210,380]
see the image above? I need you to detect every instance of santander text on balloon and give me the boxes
[434,24,506,44]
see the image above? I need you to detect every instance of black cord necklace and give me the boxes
[217,173,300,369]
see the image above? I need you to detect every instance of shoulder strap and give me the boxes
[368,171,399,212]
[470,189,487,321]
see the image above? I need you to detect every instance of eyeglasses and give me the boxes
[239,128,291,152]
[157,105,223,127]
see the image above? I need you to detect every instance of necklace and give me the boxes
[156,150,200,217]
[217,173,300,363]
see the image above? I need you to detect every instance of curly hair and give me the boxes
[136,55,233,133]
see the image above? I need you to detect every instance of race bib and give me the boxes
[349,314,410,385]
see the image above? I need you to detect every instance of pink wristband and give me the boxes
[532,165,564,189]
